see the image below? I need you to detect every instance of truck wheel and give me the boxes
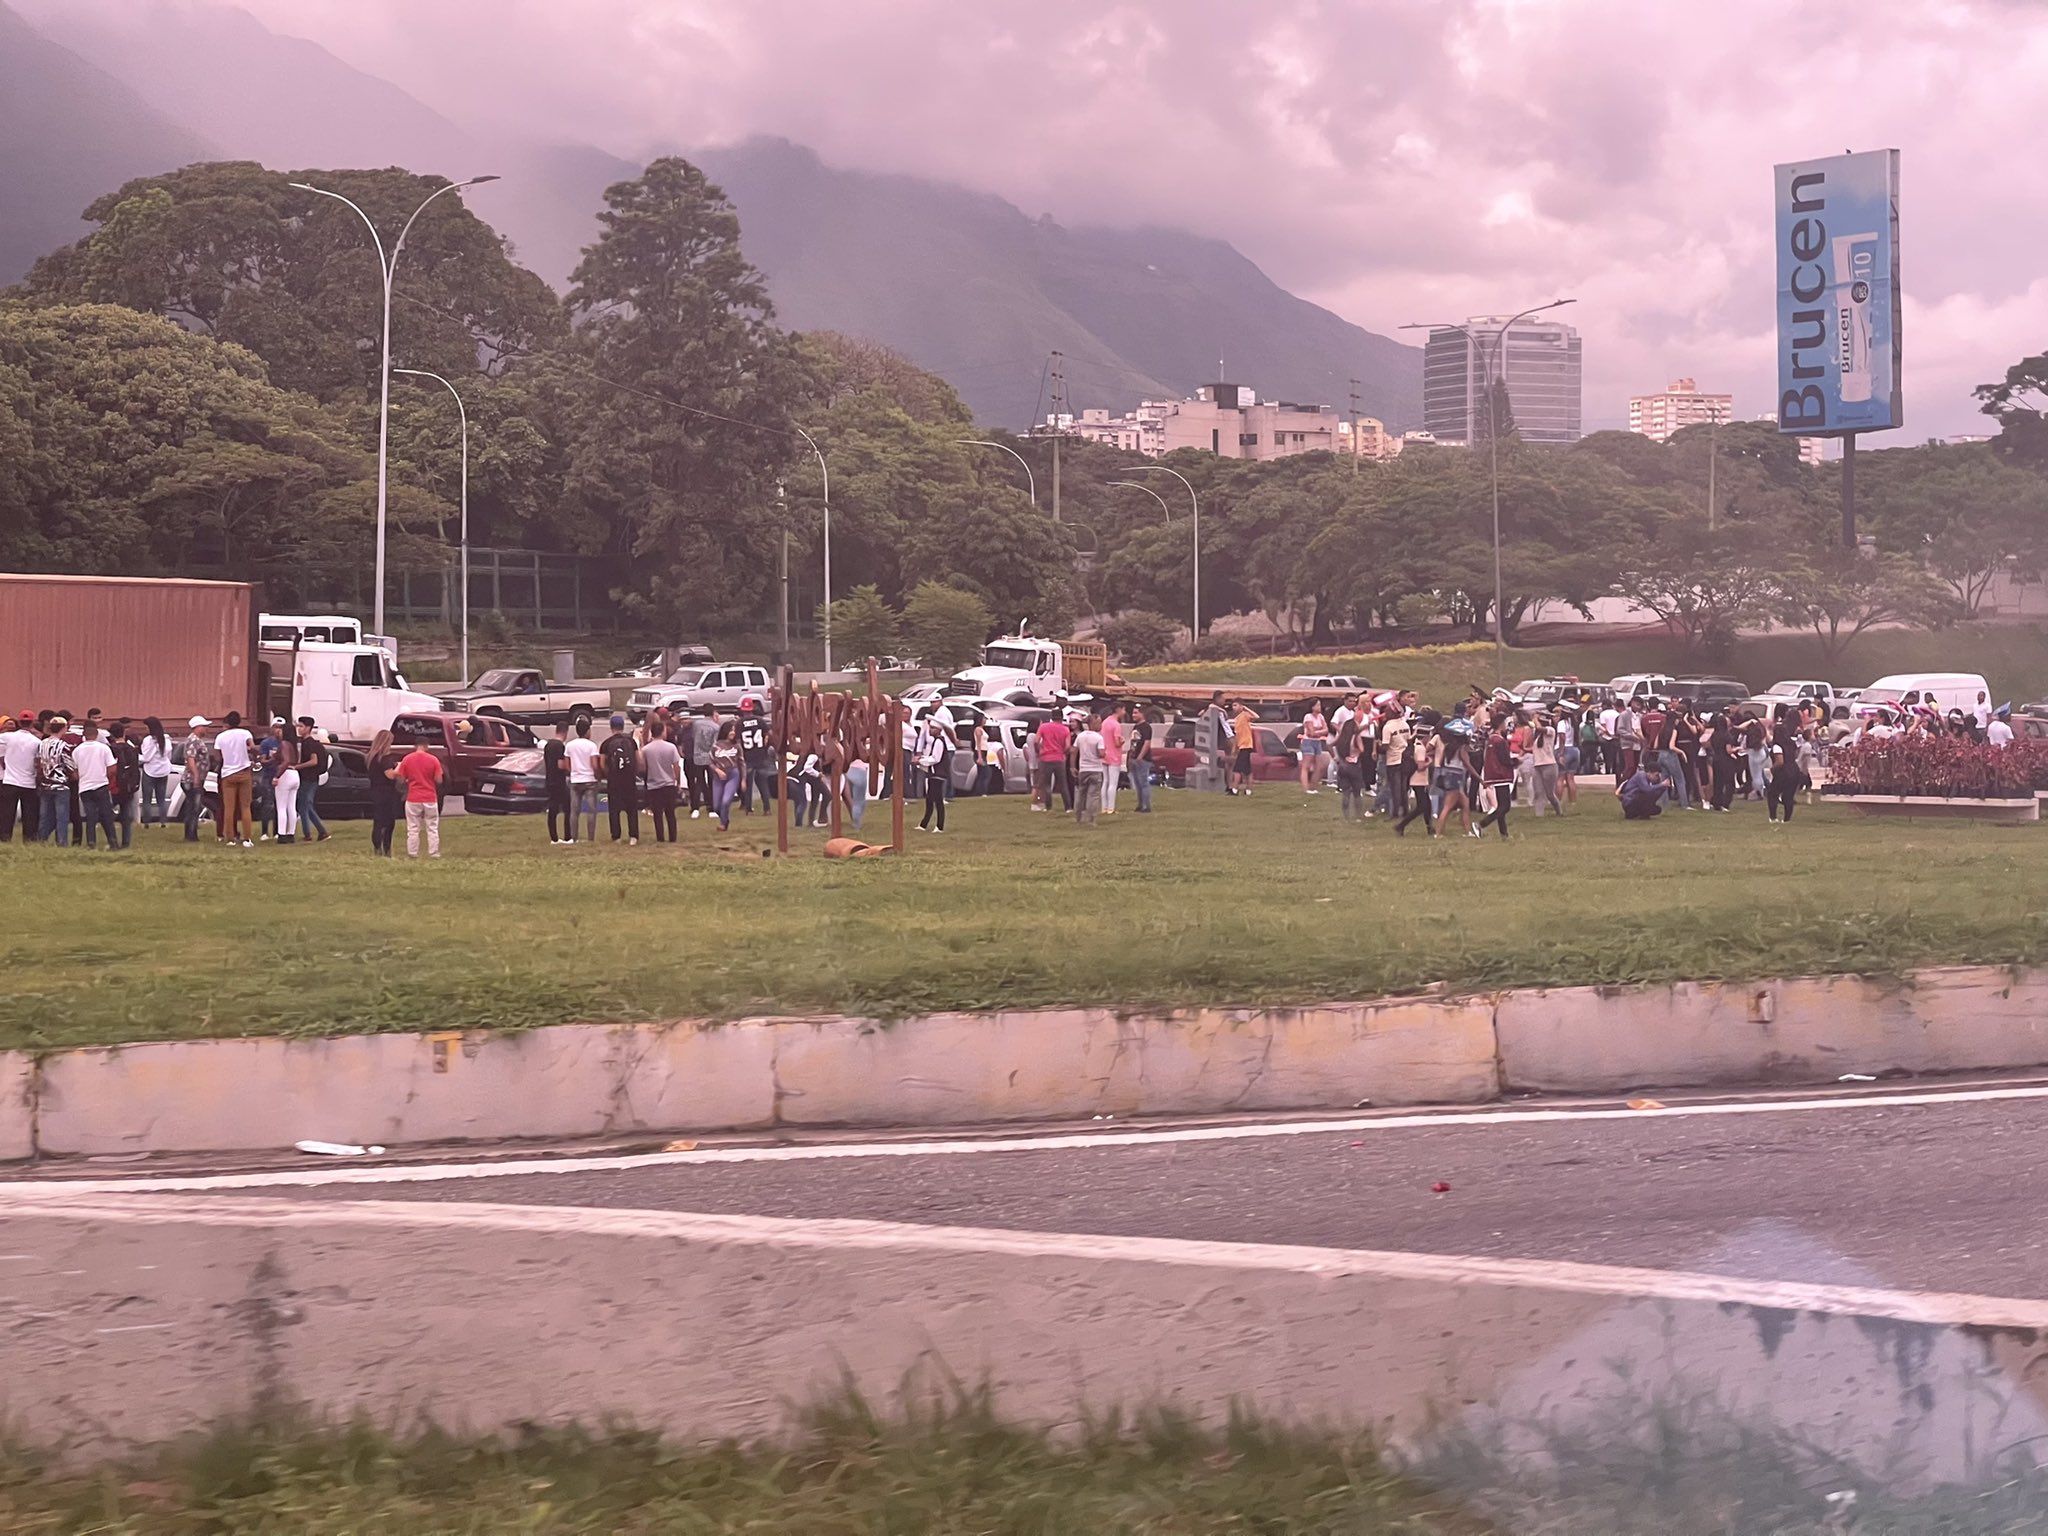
[570,708,593,730]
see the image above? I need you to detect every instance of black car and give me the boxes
[1671,677,1750,710]
[465,747,550,814]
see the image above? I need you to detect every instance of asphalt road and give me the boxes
[269,1091,2048,1298]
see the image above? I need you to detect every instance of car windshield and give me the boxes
[663,668,708,686]
[1765,682,1801,696]
[472,669,526,691]
[981,645,1041,670]
[493,749,543,773]
[1859,687,1906,707]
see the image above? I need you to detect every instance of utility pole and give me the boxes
[1348,377,1362,474]
[1707,419,1719,532]
[1047,350,1066,524]
[1841,431,1859,549]
[776,483,790,663]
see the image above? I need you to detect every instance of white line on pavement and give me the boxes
[6,1081,2048,1197]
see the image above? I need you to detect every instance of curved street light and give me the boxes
[1125,463,1200,640]
[790,425,833,672]
[1399,298,1576,684]
[958,438,1036,508]
[291,174,500,637]
[393,369,471,684]
[1108,480,1172,522]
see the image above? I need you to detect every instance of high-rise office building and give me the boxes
[1422,317,1583,446]
[1628,378,1734,441]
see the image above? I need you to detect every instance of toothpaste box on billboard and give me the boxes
[1774,149,1901,437]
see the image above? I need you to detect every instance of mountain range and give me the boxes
[1,0,1421,430]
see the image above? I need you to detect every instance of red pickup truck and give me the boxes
[384,711,536,795]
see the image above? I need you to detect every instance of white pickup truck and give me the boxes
[1748,679,1840,716]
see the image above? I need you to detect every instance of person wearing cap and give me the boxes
[34,714,75,845]
[179,717,211,841]
[0,712,38,844]
[600,712,642,844]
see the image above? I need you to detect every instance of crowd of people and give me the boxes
[1174,683,2001,836]
[0,707,448,857]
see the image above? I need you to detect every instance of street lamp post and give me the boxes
[1107,480,1172,521]
[1400,299,1575,684]
[791,425,832,672]
[1126,464,1200,640]
[290,174,500,638]
[393,369,470,684]
[957,439,1036,508]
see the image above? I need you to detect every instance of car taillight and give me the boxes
[508,784,528,794]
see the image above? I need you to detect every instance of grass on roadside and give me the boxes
[0,1399,1481,1536]
[5,785,2048,1052]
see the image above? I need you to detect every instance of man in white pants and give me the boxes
[397,739,444,858]
[1099,704,1125,814]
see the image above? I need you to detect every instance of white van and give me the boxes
[263,641,443,740]
[1855,672,1991,719]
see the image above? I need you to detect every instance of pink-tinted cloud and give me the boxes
[231,0,2048,436]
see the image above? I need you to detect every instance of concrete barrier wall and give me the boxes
[6,965,2048,1161]
[5,1193,2048,1482]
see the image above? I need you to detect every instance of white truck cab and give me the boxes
[259,612,398,666]
[263,640,442,740]
[950,635,1068,705]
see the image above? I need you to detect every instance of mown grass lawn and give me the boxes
[4,774,2046,1052]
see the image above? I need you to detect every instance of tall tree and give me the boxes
[0,303,382,597]
[24,162,562,404]
[562,157,806,633]
[1976,351,2048,471]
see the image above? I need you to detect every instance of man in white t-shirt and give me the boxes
[72,719,121,850]
[214,710,256,846]
[1988,713,2015,748]
[563,715,603,842]
[0,715,38,844]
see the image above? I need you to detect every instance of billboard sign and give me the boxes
[1774,149,1901,437]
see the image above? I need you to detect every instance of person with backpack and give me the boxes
[600,714,642,844]
[110,721,144,847]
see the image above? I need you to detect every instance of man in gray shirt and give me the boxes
[687,704,719,819]
[640,716,683,842]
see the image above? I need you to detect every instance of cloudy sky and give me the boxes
[234,0,2046,439]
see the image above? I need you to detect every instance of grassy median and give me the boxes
[4,781,2047,1051]
[0,1406,1481,1535]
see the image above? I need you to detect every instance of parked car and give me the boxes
[1606,673,1679,703]
[1285,674,1371,694]
[1746,679,1836,716]
[1673,676,1751,710]
[387,711,532,796]
[167,742,375,823]
[897,681,951,709]
[1509,676,1581,708]
[626,663,773,721]
[464,747,551,814]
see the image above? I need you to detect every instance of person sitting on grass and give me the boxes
[1617,762,1671,821]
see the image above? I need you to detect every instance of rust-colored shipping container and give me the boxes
[0,574,261,724]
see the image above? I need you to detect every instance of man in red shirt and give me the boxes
[397,740,445,858]
[1033,715,1072,812]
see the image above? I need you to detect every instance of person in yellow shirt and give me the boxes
[1230,703,1257,796]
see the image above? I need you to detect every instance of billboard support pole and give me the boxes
[1841,432,1858,550]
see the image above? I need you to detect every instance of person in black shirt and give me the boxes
[600,714,641,844]
[544,720,572,844]
[737,698,773,813]
[295,718,331,841]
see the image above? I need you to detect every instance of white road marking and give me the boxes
[14,1192,2048,1330]
[4,1081,2048,1197]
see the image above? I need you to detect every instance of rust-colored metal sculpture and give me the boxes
[771,660,906,855]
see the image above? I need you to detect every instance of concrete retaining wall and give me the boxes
[4,1193,2048,1482]
[6,965,2048,1161]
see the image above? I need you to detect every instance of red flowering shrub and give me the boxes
[1827,735,2048,798]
